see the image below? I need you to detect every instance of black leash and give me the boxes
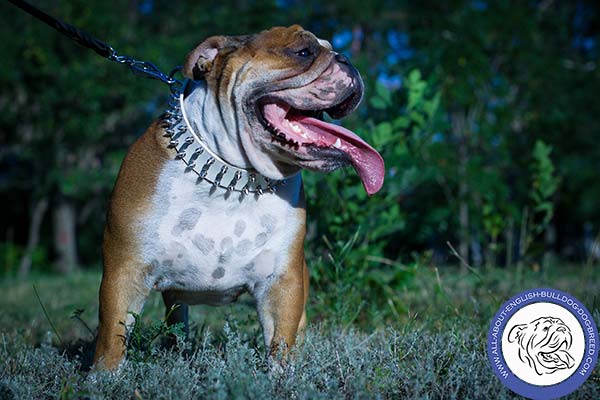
[8,0,182,89]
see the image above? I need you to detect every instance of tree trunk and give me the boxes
[504,217,514,268]
[451,110,471,271]
[53,199,78,274]
[542,222,557,268]
[458,139,470,270]
[18,197,49,277]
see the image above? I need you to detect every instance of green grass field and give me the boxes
[1,264,599,399]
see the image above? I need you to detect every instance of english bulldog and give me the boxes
[507,317,576,375]
[93,25,384,370]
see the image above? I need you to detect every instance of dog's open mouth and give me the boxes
[538,337,575,370]
[260,101,385,195]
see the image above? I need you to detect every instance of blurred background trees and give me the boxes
[0,0,598,277]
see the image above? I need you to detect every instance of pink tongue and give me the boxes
[291,115,385,195]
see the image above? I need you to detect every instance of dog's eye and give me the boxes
[295,48,312,58]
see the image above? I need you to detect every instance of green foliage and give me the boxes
[1,1,598,277]
[0,242,48,276]
[127,310,186,363]
[306,67,441,261]
[0,242,23,275]
[309,231,419,327]
[369,82,392,110]
[530,140,560,234]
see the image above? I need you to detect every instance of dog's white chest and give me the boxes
[138,160,303,304]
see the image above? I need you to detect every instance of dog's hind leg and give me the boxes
[162,290,189,349]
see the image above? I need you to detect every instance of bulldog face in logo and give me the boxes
[508,317,576,375]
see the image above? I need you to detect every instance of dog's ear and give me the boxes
[183,35,249,80]
[317,38,333,50]
[508,324,527,343]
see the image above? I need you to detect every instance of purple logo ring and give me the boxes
[487,288,598,399]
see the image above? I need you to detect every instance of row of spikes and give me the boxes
[159,91,281,195]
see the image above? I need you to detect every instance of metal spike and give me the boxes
[172,125,186,140]
[256,185,264,195]
[189,147,204,163]
[168,140,178,148]
[242,181,252,195]
[175,151,186,160]
[214,166,228,186]
[185,136,194,144]
[205,157,216,167]
[227,171,242,191]
[241,173,257,195]
[199,157,215,178]
[180,142,192,152]
[172,131,184,140]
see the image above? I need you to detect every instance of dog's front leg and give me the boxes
[94,235,150,370]
[256,256,308,355]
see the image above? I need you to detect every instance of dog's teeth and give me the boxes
[333,138,342,148]
[290,122,302,133]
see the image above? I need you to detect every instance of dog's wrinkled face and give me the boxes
[183,25,384,195]
[508,317,575,375]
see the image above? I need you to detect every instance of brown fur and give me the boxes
[263,204,307,354]
[94,123,170,369]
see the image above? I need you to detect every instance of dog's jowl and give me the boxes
[94,25,385,370]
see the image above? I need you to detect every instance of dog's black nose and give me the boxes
[335,52,349,64]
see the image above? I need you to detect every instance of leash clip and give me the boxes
[107,46,182,89]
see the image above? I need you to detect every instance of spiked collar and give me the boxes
[160,85,283,196]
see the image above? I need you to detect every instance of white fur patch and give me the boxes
[139,159,303,306]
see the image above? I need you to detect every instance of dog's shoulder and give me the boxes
[105,122,172,237]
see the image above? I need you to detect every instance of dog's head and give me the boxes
[508,317,575,375]
[182,25,384,195]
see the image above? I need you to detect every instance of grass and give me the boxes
[0,263,599,399]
